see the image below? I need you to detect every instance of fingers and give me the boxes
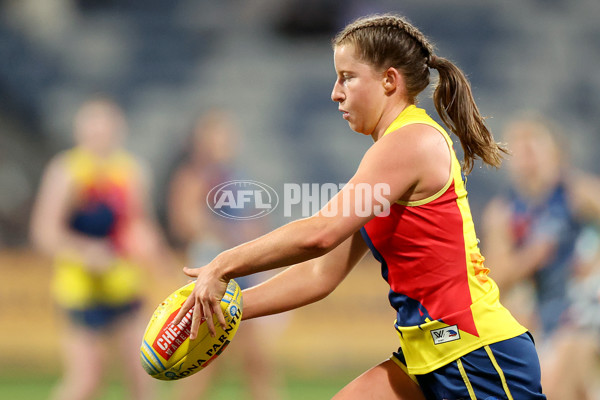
[183,266,201,278]
[213,298,227,329]
[173,295,194,326]
[202,299,216,338]
[173,267,228,340]
[189,301,204,340]
[183,295,224,340]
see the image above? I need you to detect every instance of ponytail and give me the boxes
[429,56,508,174]
[334,14,508,174]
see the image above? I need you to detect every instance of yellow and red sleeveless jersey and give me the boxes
[52,146,143,309]
[361,105,526,375]
[65,146,143,252]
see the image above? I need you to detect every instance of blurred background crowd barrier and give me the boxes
[1,0,599,398]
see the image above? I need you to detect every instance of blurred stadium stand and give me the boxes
[0,0,599,245]
[1,0,600,247]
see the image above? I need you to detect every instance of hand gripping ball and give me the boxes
[140,279,243,380]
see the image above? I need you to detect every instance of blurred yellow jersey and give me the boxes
[52,146,142,309]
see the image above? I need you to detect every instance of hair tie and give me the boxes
[428,55,438,68]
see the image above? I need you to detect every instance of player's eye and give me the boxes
[339,74,352,85]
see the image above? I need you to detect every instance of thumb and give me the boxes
[182,266,201,277]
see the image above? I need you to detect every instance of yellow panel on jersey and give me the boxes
[361,105,526,375]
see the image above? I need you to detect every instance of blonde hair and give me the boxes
[333,14,508,174]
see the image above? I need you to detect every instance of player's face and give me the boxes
[506,122,562,194]
[331,44,386,136]
[74,101,125,155]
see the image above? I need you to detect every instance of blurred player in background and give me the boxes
[483,116,600,400]
[30,97,176,400]
[173,14,546,400]
[167,108,284,400]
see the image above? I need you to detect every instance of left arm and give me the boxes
[482,197,556,291]
[241,230,368,320]
[175,124,445,337]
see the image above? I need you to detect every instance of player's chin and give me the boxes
[346,120,361,133]
[349,122,370,136]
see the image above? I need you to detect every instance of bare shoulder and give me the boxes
[43,151,72,181]
[567,169,600,221]
[33,151,75,208]
[381,123,448,160]
[171,163,195,185]
[570,169,600,190]
[369,123,447,164]
[361,123,452,201]
[482,196,512,229]
[484,196,510,213]
[170,163,206,198]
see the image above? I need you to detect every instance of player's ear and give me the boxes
[382,67,403,95]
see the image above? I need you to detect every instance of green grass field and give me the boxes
[0,373,353,399]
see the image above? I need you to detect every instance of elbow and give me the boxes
[312,284,335,302]
[30,222,59,256]
[310,264,343,302]
[299,227,339,257]
[29,224,45,252]
[30,231,53,255]
[305,237,336,255]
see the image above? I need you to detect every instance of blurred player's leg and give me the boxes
[49,323,105,400]
[332,359,424,400]
[239,319,285,400]
[170,318,286,399]
[113,314,154,400]
[171,356,219,399]
[541,331,599,400]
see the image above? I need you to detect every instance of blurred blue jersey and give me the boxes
[509,182,581,334]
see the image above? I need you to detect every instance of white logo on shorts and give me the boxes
[431,325,461,345]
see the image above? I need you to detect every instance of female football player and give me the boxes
[31,97,175,400]
[174,14,546,399]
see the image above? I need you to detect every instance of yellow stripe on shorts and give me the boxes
[456,358,477,400]
[484,345,514,400]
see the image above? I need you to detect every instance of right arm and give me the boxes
[174,123,449,337]
[30,156,72,254]
[242,230,369,320]
[482,197,555,291]
[29,155,115,268]
[168,166,206,245]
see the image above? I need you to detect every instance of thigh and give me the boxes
[111,308,146,372]
[332,359,425,400]
[111,305,155,400]
[60,320,106,380]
